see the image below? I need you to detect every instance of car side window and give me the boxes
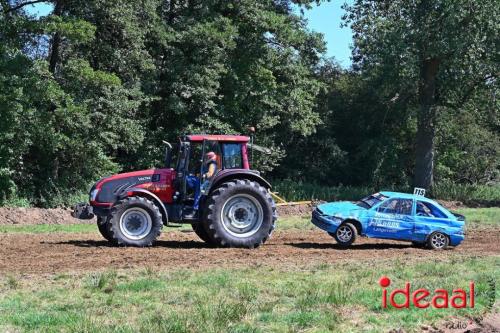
[416,201,447,218]
[377,198,413,215]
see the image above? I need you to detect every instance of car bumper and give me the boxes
[449,233,465,246]
[311,209,342,233]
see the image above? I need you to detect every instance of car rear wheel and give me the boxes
[331,222,357,248]
[427,232,449,250]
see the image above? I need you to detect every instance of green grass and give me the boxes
[0,207,497,234]
[0,223,96,234]
[0,256,498,333]
[455,208,500,226]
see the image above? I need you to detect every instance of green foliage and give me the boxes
[0,0,498,207]
[273,179,500,204]
[342,0,499,188]
[0,0,326,206]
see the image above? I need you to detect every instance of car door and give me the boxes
[413,200,453,242]
[366,198,415,240]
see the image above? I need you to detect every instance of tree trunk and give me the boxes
[48,0,63,73]
[414,58,440,189]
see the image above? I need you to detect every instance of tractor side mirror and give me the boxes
[163,141,172,168]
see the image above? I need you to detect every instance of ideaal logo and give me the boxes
[379,276,475,309]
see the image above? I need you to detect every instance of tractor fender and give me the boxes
[209,169,272,193]
[118,188,168,224]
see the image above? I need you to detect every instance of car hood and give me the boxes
[316,201,364,216]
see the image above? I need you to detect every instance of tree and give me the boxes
[0,0,328,205]
[344,0,499,189]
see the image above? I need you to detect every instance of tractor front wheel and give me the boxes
[108,196,163,246]
[96,216,115,244]
[203,180,277,248]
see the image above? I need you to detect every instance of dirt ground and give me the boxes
[0,207,86,225]
[1,227,498,274]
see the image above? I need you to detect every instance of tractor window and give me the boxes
[222,144,243,169]
[416,201,448,218]
[202,141,222,172]
[377,198,413,215]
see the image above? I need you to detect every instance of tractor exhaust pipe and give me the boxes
[163,141,172,168]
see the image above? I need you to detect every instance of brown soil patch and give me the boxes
[1,227,498,274]
[277,203,315,216]
[0,207,89,225]
[424,312,500,333]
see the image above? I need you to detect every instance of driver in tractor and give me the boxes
[189,151,218,210]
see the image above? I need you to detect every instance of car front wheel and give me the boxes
[330,222,357,248]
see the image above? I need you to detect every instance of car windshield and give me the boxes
[356,193,388,209]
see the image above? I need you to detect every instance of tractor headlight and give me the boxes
[90,189,99,201]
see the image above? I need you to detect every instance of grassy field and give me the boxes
[0,208,498,332]
[0,257,498,333]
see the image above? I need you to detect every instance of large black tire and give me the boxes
[108,196,163,247]
[427,231,449,250]
[96,216,115,243]
[203,179,277,248]
[330,222,357,248]
[191,223,213,244]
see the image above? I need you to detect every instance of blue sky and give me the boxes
[28,1,353,67]
[300,1,353,67]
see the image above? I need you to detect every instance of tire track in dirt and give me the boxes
[1,228,498,274]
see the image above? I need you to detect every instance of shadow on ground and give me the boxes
[46,239,216,249]
[286,242,415,250]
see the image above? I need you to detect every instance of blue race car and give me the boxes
[311,190,465,249]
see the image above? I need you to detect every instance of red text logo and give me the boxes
[379,276,475,309]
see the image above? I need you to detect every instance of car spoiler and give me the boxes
[451,212,465,221]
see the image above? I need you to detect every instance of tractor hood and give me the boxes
[316,201,364,216]
[93,169,174,204]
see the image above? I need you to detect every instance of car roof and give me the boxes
[379,191,434,202]
[185,134,250,143]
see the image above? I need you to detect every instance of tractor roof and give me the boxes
[186,134,250,143]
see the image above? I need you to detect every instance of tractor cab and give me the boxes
[170,135,251,219]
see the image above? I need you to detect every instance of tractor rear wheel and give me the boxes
[203,179,277,248]
[96,216,115,243]
[108,196,163,246]
[191,223,213,244]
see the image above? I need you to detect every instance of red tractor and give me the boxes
[72,134,277,248]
